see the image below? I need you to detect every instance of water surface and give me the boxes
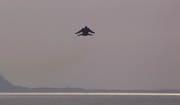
[0,93,180,105]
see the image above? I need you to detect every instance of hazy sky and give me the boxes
[0,0,180,90]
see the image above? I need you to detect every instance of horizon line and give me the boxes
[0,93,180,96]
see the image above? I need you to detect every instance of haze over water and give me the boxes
[0,0,180,90]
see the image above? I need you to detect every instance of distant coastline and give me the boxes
[1,74,180,93]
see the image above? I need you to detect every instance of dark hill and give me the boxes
[0,74,84,92]
[0,74,29,92]
[0,74,15,91]
[0,74,179,93]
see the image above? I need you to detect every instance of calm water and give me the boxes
[0,93,180,105]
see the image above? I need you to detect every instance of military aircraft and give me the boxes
[75,26,95,36]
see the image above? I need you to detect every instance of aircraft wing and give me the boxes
[75,28,83,34]
[88,28,95,33]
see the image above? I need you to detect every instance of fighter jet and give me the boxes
[75,26,95,36]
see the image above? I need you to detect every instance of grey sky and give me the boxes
[0,0,180,90]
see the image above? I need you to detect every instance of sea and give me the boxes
[0,93,180,105]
